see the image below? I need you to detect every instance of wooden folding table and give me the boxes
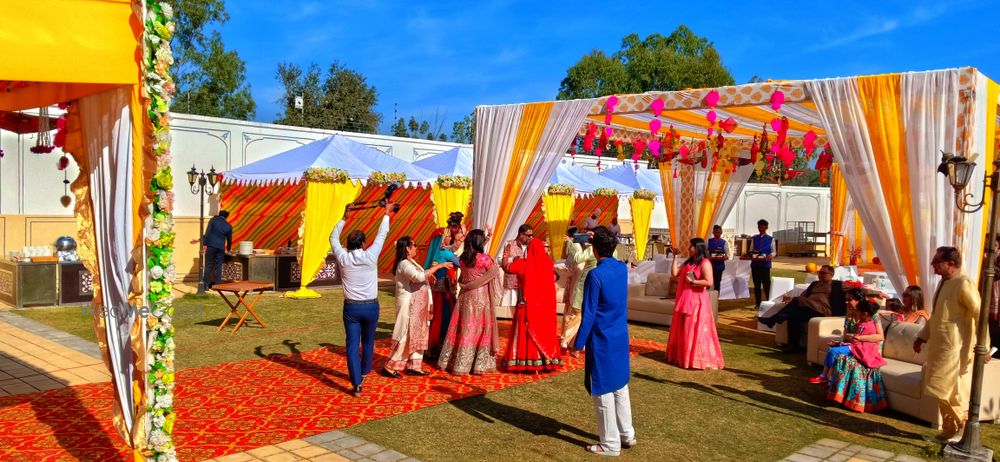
[213,281,273,334]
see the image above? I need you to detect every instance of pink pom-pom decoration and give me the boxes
[706,110,717,125]
[649,118,662,136]
[606,95,619,111]
[651,98,664,117]
[770,118,782,132]
[770,90,785,111]
[704,90,720,107]
[648,139,661,156]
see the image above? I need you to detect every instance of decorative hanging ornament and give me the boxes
[31,107,55,154]
[720,117,738,134]
[704,90,720,108]
[770,90,785,111]
[803,129,817,155]
[651,98,664,117]
[648,139,661,157]
[649,118,662,136]
[706,110,717,126]
[57,156,69,170]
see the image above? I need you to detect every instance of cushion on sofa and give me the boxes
[879,358,924,399]
[644,273,673,297]
[882,322,927,365]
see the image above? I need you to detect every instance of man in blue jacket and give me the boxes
[574,226,635,456]
[202,210,232,290]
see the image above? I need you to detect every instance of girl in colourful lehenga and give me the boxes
[438,230,502,375]
[666,238,725,370]
[819,289,889,412]
[383,237,453,378]
[503,238,563,372]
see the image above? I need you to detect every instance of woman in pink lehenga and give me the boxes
[438,229,503,375]
[666,238,725,370]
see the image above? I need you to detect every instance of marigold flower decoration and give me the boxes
[436,175,472,189]
[547,183,575,196]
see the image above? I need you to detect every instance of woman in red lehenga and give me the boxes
[666,238,725,370]
[503,238,563,372]
[438,230,503,375]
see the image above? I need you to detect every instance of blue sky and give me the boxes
[220,0,1000,135]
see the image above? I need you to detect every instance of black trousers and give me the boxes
[751,266,771,307]
[990,319,1000,359]
[203,247,225,288]
[764,300,822,348]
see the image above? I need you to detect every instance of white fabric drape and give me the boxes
[900,70,966,297]
[807,73,985,302]
[807,77,911,295]
[473,100,594,254]
[79,86,140,433]
[472,104,523,232]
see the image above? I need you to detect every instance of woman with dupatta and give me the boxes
[438,229,502,375]
[503,238,564,372]
[425,213,465,358]
[666,238,725,370]
[383,237,453,378]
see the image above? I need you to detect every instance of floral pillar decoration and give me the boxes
[142,1,178,460]
[630,189,656,261]
[543,184,576,259]
[431,175,472,228]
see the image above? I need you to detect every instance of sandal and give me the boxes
[808,375,826,384]
[585,444,620,457]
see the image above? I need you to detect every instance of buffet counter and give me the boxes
[0,260,93,308]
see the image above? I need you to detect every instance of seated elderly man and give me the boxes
[757,265,845,352]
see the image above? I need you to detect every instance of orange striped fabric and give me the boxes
[341,184,437,274]
[220,182,306,250]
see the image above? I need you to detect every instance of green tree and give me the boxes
[408,117,419,135]
[557,26,735,99]
[437,133,448,142]
[274,61,381,132]
[451,112,475,144]
[418,121,430,136]
[274,63,325,127]
[747,75,765,83]
[391,118,408,137]
[170,0,256,120]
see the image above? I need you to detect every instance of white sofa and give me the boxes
[808,317,1000,427]
[627,272,719,326]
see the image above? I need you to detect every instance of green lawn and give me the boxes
[13,280,1000,461]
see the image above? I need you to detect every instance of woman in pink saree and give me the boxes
[438,229,503,375]
[666,238,725,370]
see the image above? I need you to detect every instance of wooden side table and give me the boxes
[212,281,273,334]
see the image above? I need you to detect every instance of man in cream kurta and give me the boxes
[914,246,980,443]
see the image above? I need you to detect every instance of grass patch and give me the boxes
[12,281,999,461]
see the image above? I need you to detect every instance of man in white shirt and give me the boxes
[608,215,621,237]
[330,202,394,397]
[584,208,601,230]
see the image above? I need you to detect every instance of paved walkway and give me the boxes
[203,430,419,462]
[0,311,109,396]
[780,439,925,462]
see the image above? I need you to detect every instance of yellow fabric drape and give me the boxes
[695,169,732,240]
[431,185,472,228]
[630,197,654,261]
[828,164,848,265]
[542,193,575,259]
[489,102,554,256]
[286,180,362,299]
[0,0,141,111]
[978,81,1000,269]
[658,163,678,247]
[857,75,917,283]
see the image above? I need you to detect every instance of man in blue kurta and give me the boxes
[574,226,635,456]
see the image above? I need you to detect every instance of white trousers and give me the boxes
[592,385,635,452]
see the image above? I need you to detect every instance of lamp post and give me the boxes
[937,151,996,462]
[188,165,221,295]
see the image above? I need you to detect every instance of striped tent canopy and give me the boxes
[599,164,664,199]
[221,135,440,273]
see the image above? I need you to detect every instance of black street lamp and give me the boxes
[937,151,996,462]
[188,165,221,295]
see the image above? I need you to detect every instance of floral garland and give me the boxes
[592,187,619,197]
[303,167,349,183]
[436,175,472,189]
[546,183,575,196]
[632,189,656,200]
[142,1,177,461]
[368,171,406,186]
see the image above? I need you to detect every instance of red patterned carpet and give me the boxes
[0,325,664,462]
